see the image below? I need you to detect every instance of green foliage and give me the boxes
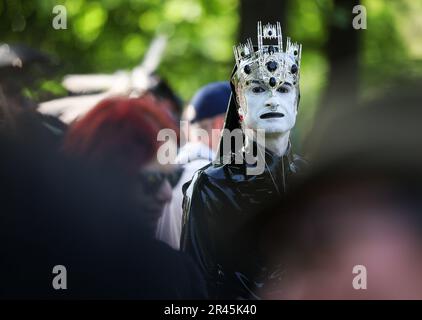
[1,0,421,141]
[0,0,239,102]
[361,0,422,100]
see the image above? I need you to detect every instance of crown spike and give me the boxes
[257,21,263,53]
[277,22,283,51]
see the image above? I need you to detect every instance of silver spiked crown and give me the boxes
[232,21,302,92]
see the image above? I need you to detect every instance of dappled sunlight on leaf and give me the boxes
[74,2,108,43]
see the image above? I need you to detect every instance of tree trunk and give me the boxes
[319,0,361,114]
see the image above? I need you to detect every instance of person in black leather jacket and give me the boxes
[181,21,306,299]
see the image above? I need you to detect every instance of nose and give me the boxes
[265,96,279,109]
[155,179,173,204]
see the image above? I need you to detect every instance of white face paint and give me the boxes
[239,80,298,134]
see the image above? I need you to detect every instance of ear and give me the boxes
[237,105,244,116]
[235,86,247,110]
[237,105,245,121]
[236,97,247,117]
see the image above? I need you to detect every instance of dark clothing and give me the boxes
[181,144,306,299]
[0,116,207,299]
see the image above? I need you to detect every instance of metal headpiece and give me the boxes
[232,21,302,91]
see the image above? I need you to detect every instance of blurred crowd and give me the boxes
[0,44,227,299]
[1,43,422,300]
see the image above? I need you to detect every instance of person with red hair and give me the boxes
[64,96,181,234]
[0,96,207,298]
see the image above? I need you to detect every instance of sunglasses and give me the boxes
[138,167,184,191]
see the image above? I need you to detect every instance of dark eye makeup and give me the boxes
[249,82,292,94]
[277,86,289,93]
[252,86,265,93]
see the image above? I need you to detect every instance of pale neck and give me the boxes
[245,129,290,157]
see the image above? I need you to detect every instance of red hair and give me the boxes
[64,96,178,174]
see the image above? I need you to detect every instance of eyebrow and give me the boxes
[250,80,293,87]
